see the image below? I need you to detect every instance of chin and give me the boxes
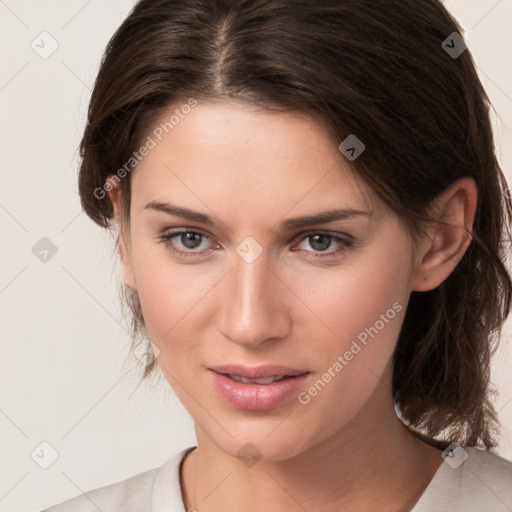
[211,430,311,465]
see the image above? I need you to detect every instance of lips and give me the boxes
[208,364,309,379]
[210,370,310,410]
[226,374,288,384]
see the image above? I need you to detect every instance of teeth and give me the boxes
[227,374,288,384]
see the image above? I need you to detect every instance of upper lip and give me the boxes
[208,364,309,379]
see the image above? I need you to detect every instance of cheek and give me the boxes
[297,241,410,393]
[300,244,408,344]
[288,266,408,438]
[337,258,407,343]
[128,239,197,344]
[128,238,225,381]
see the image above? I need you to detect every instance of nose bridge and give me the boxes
[219,246,289,346]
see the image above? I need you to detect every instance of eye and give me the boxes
[158,229,214,257]
[158,229,353,259]
[293,232,353,258]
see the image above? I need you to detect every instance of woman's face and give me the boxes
[118,99,418,461]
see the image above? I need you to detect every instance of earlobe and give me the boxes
[106,176,137,291]
[410,177,477,292]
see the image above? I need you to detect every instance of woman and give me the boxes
[44,0,512,510]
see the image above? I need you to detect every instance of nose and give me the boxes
[218,248,292,348]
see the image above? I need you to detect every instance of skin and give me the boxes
[108,99,477,512]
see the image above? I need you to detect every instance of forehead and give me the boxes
[131,100,377,220]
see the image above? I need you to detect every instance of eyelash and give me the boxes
[157,229,353,259]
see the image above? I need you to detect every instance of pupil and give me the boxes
[310,234,330,251]
[182,232,202,249]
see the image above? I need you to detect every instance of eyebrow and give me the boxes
[143,200,372,231]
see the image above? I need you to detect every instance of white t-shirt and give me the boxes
[41,445,512,511]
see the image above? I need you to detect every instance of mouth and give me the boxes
[219,373,307,385]
[208,363,309,380]
[208,365,311,411]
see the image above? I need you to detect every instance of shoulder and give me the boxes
[414,446,512,512]
[464,447,512,496]
[40,447,195,512]
[41,467,158,512]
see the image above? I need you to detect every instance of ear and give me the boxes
[106,176,137,291]
[410,177,477,292]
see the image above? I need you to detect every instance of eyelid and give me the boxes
[158,228,354,260]
[292,229,354,243]
[160,227,352,242]
[291,230,353,257]
[161,228,215,249]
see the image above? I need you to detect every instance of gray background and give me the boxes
[0,1,511,511]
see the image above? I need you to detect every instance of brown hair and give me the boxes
[78,0,512,450]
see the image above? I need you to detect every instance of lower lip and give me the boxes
[209,370,310,411]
